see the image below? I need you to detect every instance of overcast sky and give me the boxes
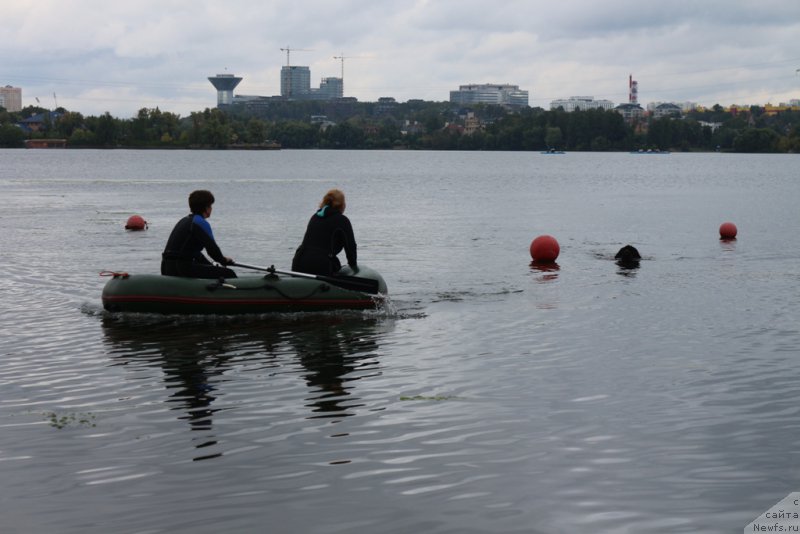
[4,0,800,118]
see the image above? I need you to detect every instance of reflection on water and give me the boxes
[292,317,382,418]
[102,317,241,460]
[616,260,640,277]
[529,261,560,272]
[720,237,737,252]
[530,261,560,285]
[101,313,391,460]
[528,261,560,309]
[4,151,800,533]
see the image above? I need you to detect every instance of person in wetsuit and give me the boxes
[161,190,237,279]
[292,189,358,276]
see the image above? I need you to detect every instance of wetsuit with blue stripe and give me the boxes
[161,214,236,279]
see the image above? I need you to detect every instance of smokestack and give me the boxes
[629,74,638,104]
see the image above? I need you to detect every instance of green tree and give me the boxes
[545,127,563,149]
[591,135,610,151]
[244,118,268,144]
[457,130,486,150]
[202,112,233,147]
[417,109,446,133]
[268,121,319,148]
[53,111,85,138]
[183,108,234,148]
[732,128,779,153]
[647,118,677,150]
[128,107,182,146]
[0,123,25,147]
[87,112,120,146]
[129,108,154,143]
[68,128,97,146]
[324,121,366,148]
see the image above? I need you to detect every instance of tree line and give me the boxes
[1,100,799,152]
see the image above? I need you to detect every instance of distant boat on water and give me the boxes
[24,139,67,149]
[541,148,566,154]
[630,148,670,154]
[226,141,281,150]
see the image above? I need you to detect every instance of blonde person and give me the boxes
[292,189,358,276]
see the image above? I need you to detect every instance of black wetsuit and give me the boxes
[291,206,357,276]
[161,214,236,279]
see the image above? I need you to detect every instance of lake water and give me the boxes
[1,149,798,533]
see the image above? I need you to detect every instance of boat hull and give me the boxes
[102,266,387,314]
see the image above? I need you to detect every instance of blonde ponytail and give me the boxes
[319,189,346,212]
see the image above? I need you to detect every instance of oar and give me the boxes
[233,262,380,294]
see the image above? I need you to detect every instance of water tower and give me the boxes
[208,73,242,107]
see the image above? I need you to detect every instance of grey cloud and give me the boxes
[3,0,799,117]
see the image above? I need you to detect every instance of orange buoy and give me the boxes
[125,215,148,231]
[530,235,560,262]
[719,222,737,240]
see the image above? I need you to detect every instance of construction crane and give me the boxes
[280,47,313,99]
[333,53,367,96]
[280,46,312,67]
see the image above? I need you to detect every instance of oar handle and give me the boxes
[232,262,380,294]
[231,262,273,273]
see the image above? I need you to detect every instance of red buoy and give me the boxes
[719,222,737,240]
[530,235,560,262]
[125,215,148,231]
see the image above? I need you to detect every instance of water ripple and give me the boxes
[3,151,800,533]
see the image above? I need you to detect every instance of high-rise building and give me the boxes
[208,74,242,107]
[0,85,22,112]
[314,77,343,99]
[449,84,529,107]
[280,68,343,100]
[281,66,311,98]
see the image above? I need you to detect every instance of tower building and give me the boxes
[208,74,242,107]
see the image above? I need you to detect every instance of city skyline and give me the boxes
[3,0,799,118]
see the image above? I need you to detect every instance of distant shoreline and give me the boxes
[6,145,744,153]
[16,142,282,151]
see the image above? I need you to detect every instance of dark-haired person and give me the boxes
[292,189,358,276]
[161,190,237,279]
[615,244,641,269]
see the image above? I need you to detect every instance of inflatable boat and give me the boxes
[101,264,387,315]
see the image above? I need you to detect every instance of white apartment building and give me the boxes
[450,84,529,107]
[647,101,698,112]
[549,96,615,112]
